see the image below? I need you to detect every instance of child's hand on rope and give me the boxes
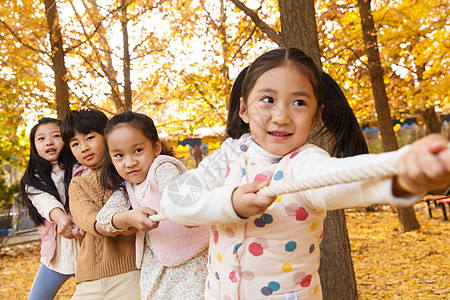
[50,208,77,239]
[112,207,160,232]
[394,134,450,196]
[232,181,277,218]
[72,226,85,239]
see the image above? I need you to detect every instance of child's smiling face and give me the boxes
[239,64,322,156]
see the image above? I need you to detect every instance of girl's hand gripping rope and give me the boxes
[394,134,450,196]
[232,181,277,218]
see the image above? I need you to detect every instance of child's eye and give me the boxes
[36,137,44,141]
[113,153,123,159]
[134,148,143,154]
[53,134,61,139]
[87,135,95,141]
[70,142,79,148]
[261,96,274,104]
[293,100,305,106]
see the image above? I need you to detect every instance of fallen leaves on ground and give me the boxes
[0,242,75,299]
[347,202,450,299]
[0,202,448,299]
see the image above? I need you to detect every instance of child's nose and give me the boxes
[125,157,136,168]
[81,141,90,152]
[272,105,290,125]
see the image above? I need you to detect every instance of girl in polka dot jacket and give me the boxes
[160,48,450,300]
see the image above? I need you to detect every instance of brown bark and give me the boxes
[357,0,397,153]
[319,210,358,299]
[358,0,420,232]
[278,0,322,69]
[121,0,132,111]
[43,0,70,118]
[422,106,442,135]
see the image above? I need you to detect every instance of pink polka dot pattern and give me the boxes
[241,270,255,280]
[295,207,309,221]
[248,238,269,257]
[213,230,219,244]
[285,204,309,221]
[248,242,264,256]
[254,238,269,249]
[293,272,312,288]
[225,227,235,237]
[301,275,312,287]
[253,170,273,183]
[285,203,299,216]
[229,270,237,283]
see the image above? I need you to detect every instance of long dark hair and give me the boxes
[226,48,368,157]
[226,66,249,139]
[20,118,74,226]
[101,111,173,194]
[321,72,368,157]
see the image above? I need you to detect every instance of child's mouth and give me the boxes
[268,131,291,136]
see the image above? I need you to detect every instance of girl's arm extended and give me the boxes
[295,134,450,211]
[98,161,184,232]
[96,190,132,232]
[96,190,155,233]
[28,187,76,239]
[27,186,65,221]
[160,137,248,226]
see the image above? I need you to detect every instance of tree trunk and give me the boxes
[278,0,321,69]
[357,0,396,153]
[279,1,356,298]
[121,0,132,111]
[422,106,442,135]
[319,210,358,299]
[358,0,420,232]
[43,0,70,118]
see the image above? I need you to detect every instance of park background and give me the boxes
[0,0,449,299]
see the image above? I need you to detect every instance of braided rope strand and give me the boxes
[149,160,398,221]
[257,161,397,197]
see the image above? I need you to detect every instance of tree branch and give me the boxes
[229,0,280,45]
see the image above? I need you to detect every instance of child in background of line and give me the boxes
[160,48,450,299]
[96,111,209,299]
[20,117,84,300]
[61,109,141,299]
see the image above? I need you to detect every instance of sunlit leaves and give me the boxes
[317,0,449,124]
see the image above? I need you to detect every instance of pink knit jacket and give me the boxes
[125,155,209,268]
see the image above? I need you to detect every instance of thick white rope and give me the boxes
[149,160,398,222]
[257,161,397,197]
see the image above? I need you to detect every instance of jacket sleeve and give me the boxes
[292,146,420,211]
[160,137,245,226]
[96,190,131,232]
[69,176,103,236]
[27,186,65,222]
